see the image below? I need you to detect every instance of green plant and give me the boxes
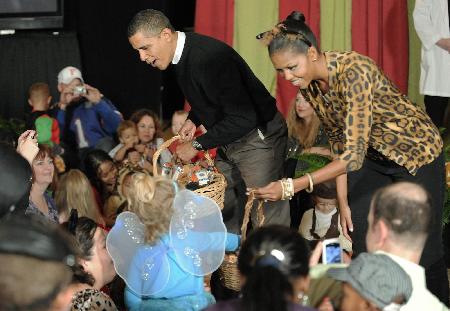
[293,153,331,178]
[0,117,26,136]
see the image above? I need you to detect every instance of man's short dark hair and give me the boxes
[127,9,175,38]
[371,182,431,238]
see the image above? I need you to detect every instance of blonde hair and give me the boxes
[28,82,50,102]
[55,169,102,223]
[127,173,175,244]
[286,92,321,149]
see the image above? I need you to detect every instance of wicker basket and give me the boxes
[152,135,227,209]
[218,192,265,291]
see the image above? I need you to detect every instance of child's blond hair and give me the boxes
[127,173,176,244]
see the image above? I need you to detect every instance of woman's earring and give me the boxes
[313,58,317,62]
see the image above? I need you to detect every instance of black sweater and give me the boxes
[174,32,278,149]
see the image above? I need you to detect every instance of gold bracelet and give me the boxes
[305,173,314,193]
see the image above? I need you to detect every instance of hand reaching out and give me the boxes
[17,130,39,164]
[179,119,196,142]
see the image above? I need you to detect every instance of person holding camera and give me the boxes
[55,66,122,167]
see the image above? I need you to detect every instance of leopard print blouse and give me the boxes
[71,288,117,311]
[300,51,443,175]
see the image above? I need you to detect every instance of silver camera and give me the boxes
[73,85,87,96]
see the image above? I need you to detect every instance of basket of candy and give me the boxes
[152,135,226,209]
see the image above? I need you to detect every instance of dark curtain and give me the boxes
[0,31,81,120]
[68,0,194,120]
[0,0,195,122]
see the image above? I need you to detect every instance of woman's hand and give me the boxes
[339,204,353,242]
[252,181,283,201]
[17,130,39,164]
[317,297,334,311]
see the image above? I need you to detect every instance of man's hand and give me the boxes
[176,141,198,162]
[179,119,197,141]
[83,83,103,104]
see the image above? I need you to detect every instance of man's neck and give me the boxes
[381,242,422,264]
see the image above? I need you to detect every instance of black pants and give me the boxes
[347,153,449,304]
[215,112,290,234]
[425,95,449,129]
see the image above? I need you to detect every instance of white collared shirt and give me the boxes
[172,31,186,65]
[376,251,449,311]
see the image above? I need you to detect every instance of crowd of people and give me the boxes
[0,4,449,311]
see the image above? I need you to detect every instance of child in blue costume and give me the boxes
[107,173,240,311]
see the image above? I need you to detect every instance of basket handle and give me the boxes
[152,135,215,176]
[240,191,265,242]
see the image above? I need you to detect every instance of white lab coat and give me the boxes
[413,0,450,97]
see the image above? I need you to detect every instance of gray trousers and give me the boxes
[215,112,290,233]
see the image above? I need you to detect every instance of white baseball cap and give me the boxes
[57,66,84,84]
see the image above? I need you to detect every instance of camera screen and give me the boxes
[325,242,342,264]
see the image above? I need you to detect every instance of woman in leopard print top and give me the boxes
[254,11,447,303]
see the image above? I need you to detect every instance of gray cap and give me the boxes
[327,253,412,309]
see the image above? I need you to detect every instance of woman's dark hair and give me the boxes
[83,149,113,195]
[130,109,163,140]
[61,216,98,286]
[238,225,310,311]
[268,11,319,56]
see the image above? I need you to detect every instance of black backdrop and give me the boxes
[0,0,195,122]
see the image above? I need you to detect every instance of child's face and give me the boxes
[121,173,133,198]
[98,160,117,190]
[171,113,187,135]
[314,197,337,214]
[137,115,156,144]
[119,127,139,146]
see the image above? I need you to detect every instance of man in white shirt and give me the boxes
[365,182,449,309]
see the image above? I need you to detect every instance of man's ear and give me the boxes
[161,28,174,41]
[28,99,33,107]
[47,96,52,105]
[378,218,390,245]
[57,83,63,93]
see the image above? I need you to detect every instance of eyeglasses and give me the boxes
[256,24,312,48]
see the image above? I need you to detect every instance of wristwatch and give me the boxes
[191,140,203,151]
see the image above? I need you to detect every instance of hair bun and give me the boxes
[287,11,305,23]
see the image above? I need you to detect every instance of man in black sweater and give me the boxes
[127,9,290,232]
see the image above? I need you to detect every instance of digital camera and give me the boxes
[73,85,87,96]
